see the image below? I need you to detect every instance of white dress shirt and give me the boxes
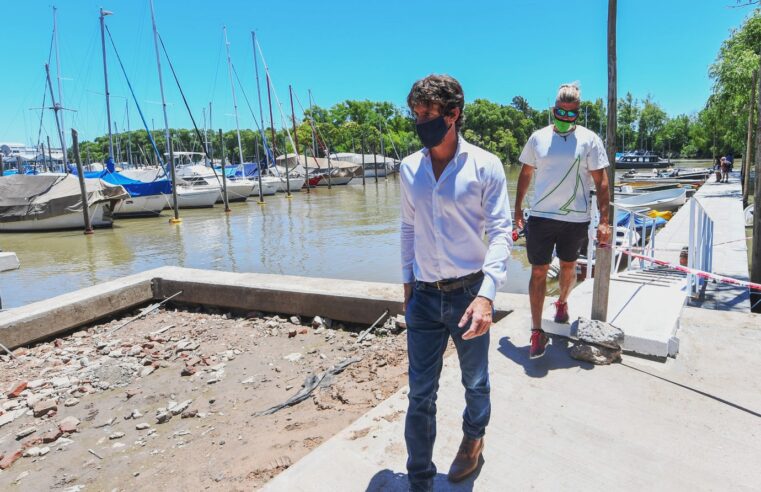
[400,136,513,301]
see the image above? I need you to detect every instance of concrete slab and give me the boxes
[263,306,761,491]
[541,269,685,358]
[0,251,19,272]
[0,265,526,350]
[0,268,161,349]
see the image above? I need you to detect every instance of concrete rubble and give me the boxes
[0,303,410,490]
[569,317,624,365]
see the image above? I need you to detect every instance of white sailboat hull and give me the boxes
[113,195,167,217]
[0,203,112,232]
[216,180,255,203]
[250,178,279,196]
[315,176,353,186]
[277,176,306,192]
[164,187,219,209]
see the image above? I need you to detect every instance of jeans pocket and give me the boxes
[464,279,482,299]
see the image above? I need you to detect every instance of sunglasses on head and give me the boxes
[553,107,579,119]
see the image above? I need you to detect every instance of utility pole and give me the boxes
[592,0,617,321]
[752,46,761,313]
[744,70,757,208]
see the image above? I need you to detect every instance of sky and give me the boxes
[0,0,754,146]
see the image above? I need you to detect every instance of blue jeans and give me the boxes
[404,279,491,492]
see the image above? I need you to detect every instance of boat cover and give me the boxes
[616,210,667,230]
[0,174,128,223]
[83,170,171,197]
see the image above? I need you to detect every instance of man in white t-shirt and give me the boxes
[515,82,611,359]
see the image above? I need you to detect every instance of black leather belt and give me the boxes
[417,271,484,292]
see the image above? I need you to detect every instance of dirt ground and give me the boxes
[0,305,410,491]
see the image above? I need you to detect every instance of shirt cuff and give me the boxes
[477,274,496,302]
[402,267,414,284]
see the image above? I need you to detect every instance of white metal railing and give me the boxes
[587,194,662,278]
[687,197,714,297]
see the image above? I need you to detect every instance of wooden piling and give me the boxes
[71,129,94,235]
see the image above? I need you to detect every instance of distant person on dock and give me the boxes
[400,74,512,491]
[514,81,611,359]
[714,156,723,182]
[721,157,730,183]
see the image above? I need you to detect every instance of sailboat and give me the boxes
[94,8,170,218]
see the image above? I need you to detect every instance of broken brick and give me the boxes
[7,381,28,398]
[0,450,22,470]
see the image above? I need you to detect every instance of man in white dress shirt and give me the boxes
[400,74,512,492]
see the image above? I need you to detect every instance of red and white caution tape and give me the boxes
[617,248,761,291]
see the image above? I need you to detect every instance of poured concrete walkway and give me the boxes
[263,306,761,491]
[653,171,750,311]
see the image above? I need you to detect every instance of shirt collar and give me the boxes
[421,134,470,161]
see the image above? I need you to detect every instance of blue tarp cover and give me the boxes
[616,210,667,229]
[83,170,171,197]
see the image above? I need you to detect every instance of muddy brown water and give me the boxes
[0,166,534,309]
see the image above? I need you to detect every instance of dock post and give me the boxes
[591,0,617,322]
[71,129,94,235]
[219,129,230,213]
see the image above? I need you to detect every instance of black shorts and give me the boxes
[525,216,590,265]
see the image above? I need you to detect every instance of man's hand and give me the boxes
[403,283,413,312]
[459,296,493,340]
[597,222,613,247]
[514,209,525,232]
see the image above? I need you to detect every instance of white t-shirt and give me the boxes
[518,125,609,223]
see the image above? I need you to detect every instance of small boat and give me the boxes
[615,150,671,169]
[0,174,128,232]
[0,251,20,272]
[614,188,687,212]
[620,168,710,182]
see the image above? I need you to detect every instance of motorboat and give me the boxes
[614,188,687,212]
[615,150,672,169]
[176,164,254,203]
[620,168,710,182]
[0,174,128,232]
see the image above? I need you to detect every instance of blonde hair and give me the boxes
[556,82,581,105]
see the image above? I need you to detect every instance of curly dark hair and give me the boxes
[407,74,465,130]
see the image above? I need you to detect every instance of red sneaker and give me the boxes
[529,329,549,359]
[554,301,569,324]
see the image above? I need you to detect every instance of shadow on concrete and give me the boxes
[365,461,483,491]
[497,336,593,378]
[621,363,761,419]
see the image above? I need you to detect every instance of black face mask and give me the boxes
[416,115,451,149]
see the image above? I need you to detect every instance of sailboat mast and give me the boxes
[125,100,133,167]
[148,0,180,222]
[251,31,266,204]
[52,6,68,165]
[266,73,277,160]
[223,26,245,166]
[308,89,317,158]
[252,33,269,163]
[99,8,114,162]
[44,63,68,173]
[203,106,209,166]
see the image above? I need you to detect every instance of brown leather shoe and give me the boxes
[447,435,484,482]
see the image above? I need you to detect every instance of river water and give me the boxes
[1,165,536,309]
